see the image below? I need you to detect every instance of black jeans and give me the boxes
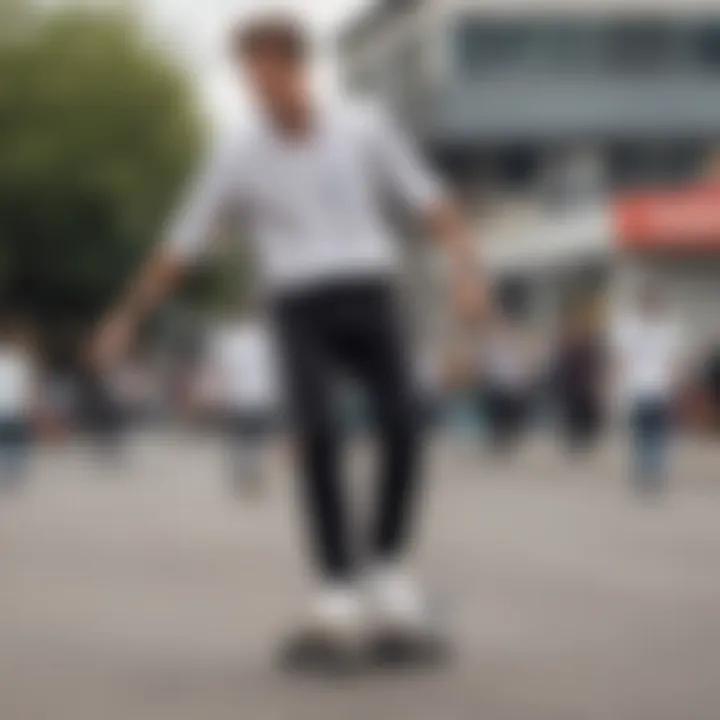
[274,279,422,581]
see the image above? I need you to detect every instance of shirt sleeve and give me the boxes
[163,141,244,262]
[364,106,446,215]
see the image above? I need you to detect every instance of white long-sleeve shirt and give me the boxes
[164,103,444,295]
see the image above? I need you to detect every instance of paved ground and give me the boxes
[1,432,719,720]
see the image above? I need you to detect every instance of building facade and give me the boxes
[340,0,720,352]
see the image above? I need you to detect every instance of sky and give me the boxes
[142,0,371,132]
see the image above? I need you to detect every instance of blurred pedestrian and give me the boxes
[414,343,448,432]
[78,339,126,467]
[91,9,487,669]
[613,286,684,496]
[703,338,720,433]
[553,305,607,453]
[205,314,280,496]
[479,315,529,453]
[0,319,38,492]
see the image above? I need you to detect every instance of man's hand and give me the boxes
[90,250,186,371]
[424,200,491,326]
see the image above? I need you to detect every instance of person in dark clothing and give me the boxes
[480,316,529,453]
[553,308,606,452]
[78,362,125,465]
[704,342,720,433]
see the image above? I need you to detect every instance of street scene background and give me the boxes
[2,1,720,718]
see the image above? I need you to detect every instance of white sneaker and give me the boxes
[365,564,427,632]
[280,584,363,673]
[308,584,364,639]
[365,565,452,667]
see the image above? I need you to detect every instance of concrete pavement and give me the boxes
[1,433,719,720]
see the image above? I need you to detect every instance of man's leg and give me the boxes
[335,287,450,661]
[276,303,352,582]
[332,288,422,566]
[372,362,421,564]
[274,296,369,670]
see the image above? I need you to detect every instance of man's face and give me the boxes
[242,50,309,118]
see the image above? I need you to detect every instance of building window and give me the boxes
[694,24,720,71]
[541,23,603,73]
[603,21,680,73]
[494,147,543,193]
[454,18,693,77]
[609,143,706,190]
[456,21,538,76]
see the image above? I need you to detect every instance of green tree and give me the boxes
[0,2,205,327]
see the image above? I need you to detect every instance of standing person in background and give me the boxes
[703,337,720,434]
[206,314,280,496]
[414,342,448,433]
[479,315,528,454]
[0,320,37,492]
[613,286,684,497]
[553,304,607,453]
[91,10,486,670]
[78,349,125,468]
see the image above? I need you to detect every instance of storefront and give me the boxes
[481,205,613,332]
[613,184,720,430]
[613,184,720,347]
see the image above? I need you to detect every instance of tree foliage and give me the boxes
[0,1,205,325]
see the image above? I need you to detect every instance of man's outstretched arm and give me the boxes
[424,199,488,322]
[91,250,188,369]
[92,143,239,369]
[368,108,488,322]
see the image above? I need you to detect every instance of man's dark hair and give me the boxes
[231,13,310,62]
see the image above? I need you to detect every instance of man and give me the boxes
[613,286,684,496]
[92,11,485,666]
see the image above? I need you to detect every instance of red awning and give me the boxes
[614,184,720,250]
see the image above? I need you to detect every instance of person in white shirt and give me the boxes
[479,315,530,452]
[613,286,684,495]
[206,317,279,495]
[0,321,37,490]
[91,10,487,669]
